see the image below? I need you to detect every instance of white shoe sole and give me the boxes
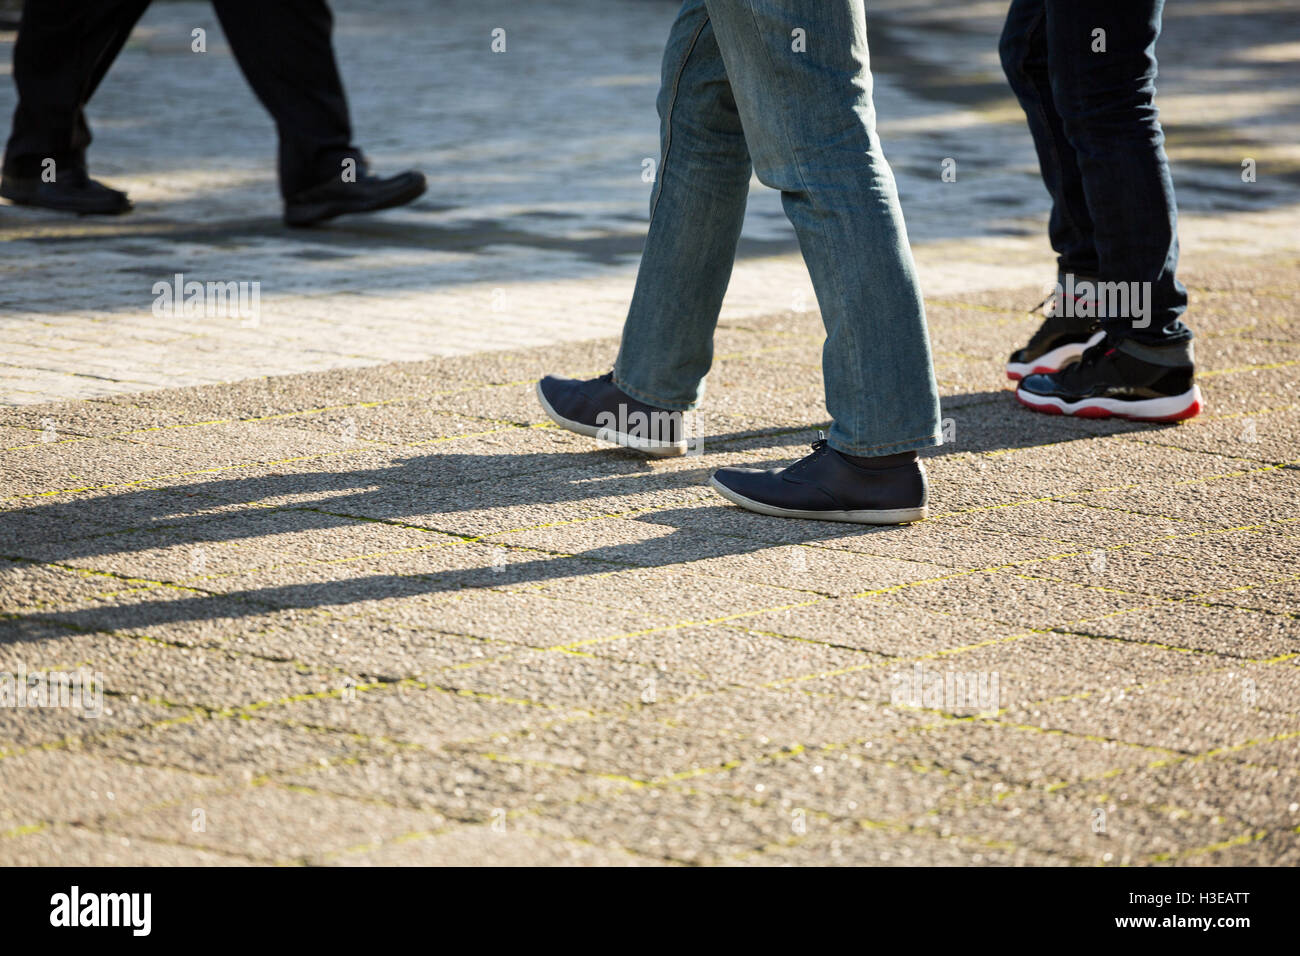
[535,381,688,458]
[1005,331,1105,380]
[1015,384,1203,422]
[708,476,927,525]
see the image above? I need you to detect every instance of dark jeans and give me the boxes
[1000,0,1192,344]
[3,0,360,197]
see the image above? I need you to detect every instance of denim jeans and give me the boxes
[612,0,941,456]
[1000,0,1192,345]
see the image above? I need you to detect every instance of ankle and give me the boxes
[836,448,919,470]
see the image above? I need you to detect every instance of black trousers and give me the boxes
[3,0,360,196]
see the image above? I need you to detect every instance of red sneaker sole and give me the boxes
[1015,392,1203,423]
[1006,365,1060,382]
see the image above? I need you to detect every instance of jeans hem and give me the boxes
[610,372,698,412]
[827,430,942,456]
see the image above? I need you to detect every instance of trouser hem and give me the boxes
[610,371,698,413]
[827,431,942,457]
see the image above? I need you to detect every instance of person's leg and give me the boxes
[536,0,747,458]
[999,0,1107,381]
[998,0,1097,281]
[565,0,940,451]
[702,0,939,456]
[1013,0,1198,422]
[209,0,359,198]
[612,0,753,412]
[538,0,935,519]
[3,0,151,178]
[1043,0,1189,345]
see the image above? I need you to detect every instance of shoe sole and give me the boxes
[284,178,427,227]
[1005,331,1105,381]
[535,382,688,458]
[1015,385,1203,422]
[0,183,132,215]
[708,476,927,525]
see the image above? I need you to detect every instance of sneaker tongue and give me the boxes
[1071,339,1112,373]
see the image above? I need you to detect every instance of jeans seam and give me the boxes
[649,13,711,224]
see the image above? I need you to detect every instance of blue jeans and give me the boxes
[612,0,941,456]
[1000,0,1192,345]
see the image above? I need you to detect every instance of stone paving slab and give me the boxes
[108,783,448,865]
[0,749,222,836]
[347,826,660,867]
[0,825,246,867]
[726,827,1066,867]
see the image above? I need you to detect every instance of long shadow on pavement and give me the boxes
[0,396,1162,642]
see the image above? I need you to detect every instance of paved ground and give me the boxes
[2,1,1299,865]
[3,250,1299,865]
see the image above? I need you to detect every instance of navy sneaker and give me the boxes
[710,439,927,524]
[536,372,689,457]
[1006,290,1103,381]
[1016,338,1202,422]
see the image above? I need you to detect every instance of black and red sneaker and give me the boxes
[1005,292,1103,381]
[1016,339,1202,422]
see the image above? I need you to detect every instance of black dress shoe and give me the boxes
[284,166,426,227]
[536,371,689,457]
[710,439,927,524]
[0,169,132,215]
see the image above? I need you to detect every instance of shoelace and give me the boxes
[1028,292,1055,316]
[778,434,829,475]
[1029,290,1096,316]
[791,434,830,473]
